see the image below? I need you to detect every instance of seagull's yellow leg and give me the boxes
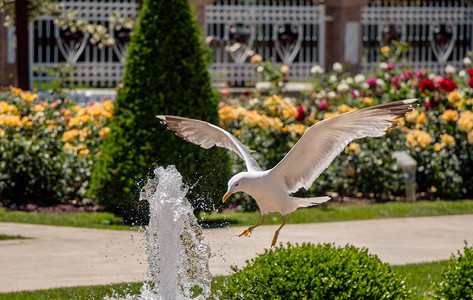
[237,215,265,237]
[271,216,287,247]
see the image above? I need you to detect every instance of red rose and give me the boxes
[438,78,457,92]
[469,77,473,89]
[318,101,329,111]
[419,79,435,93]
[468,68,473,77]
[296,106,305,122]
[366,78,377,89]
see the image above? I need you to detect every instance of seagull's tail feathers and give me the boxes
[291,196,331,208]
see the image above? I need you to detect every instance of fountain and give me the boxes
[107,165,213,299]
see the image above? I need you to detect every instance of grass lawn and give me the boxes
[393,260,449,299]
[1,200,472,231]
[200,199,473,228]
[0,208,131,230]
[0,260,448,299]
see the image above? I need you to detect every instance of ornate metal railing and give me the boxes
[205,0,325,86]
[30,0,137,88]
[361,0,473,73]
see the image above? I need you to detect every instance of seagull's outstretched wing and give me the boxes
[157,115,262,172]
[269,99,417,193]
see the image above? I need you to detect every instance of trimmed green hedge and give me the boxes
[218,243,411,299]
[89,0,229,223]
[434,243,473,299]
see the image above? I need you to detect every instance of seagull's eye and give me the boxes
[235,183,239,187]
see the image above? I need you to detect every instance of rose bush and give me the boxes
[0,87,112,206]
[219,51,473,209]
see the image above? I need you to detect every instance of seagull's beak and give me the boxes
[222,191,233,202]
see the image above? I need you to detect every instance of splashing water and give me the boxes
[108,165,212,299]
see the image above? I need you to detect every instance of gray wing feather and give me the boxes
[157,115,262,172]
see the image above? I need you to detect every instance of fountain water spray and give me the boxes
[108,165,212,299]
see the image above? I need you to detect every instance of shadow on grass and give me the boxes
[0,234,30,240]
[199,218,239,229]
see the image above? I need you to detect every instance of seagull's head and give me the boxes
[222,172,251,203]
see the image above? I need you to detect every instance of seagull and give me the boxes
[157,99,417,247]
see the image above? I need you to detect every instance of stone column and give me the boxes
[325,0,369,73]
[0,12,17,87]
[189,0,215,30]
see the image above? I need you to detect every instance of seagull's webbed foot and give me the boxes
[271,216,287,247]
[237,215,265,238]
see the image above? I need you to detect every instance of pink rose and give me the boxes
[318,101,329,111]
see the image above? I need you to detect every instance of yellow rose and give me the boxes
[447,91,462,103]
[281,104,298,119]
[380,46,390,55]
[363,97,373,105]
[440,133,455,146]
[392,118,405,126]
[345,142,361,153]
[324,112,339,119]
[266,117,284,131]
[337,104,352,114]
[455,100,465,109]
[0,101,16,113]
[457,111,473,132]
[468,131,473,145]
[102,111,112,119]
[282,124,308,135]
[218,106,238,122]
[441,109,459,122]
[243,110,263,127]
[406,129,432,149]
[63,142,73,150]
[250,54,262,64]
[88,103,103,117]
[77,148,90,156]
[0,115,22,127]
[33,104,45,112]
[405,110,418,123]
[99,127,111,138]
[280,65,290,74]
[79,127,91,139]
[62,129,79,142]
[433,142,443,152]
[416,112,428,124]
[21,91,39,102]
[103,100,113,112]
[68,117,82,127]
[11,88,22,96]
[0,128,4,137]
[235,106,247,118]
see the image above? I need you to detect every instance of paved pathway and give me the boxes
[1,214,473,293]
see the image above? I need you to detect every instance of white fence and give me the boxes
[361,4,473,73]
[30,0,137,88]
[205,0,325,86]
[27,0,473,88]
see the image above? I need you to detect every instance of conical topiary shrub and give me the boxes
[90,0,230,223]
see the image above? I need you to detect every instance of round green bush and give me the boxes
[218,243,411,299]
[434,243,473,299]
